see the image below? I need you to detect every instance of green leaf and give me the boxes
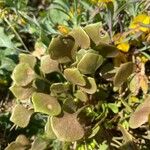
[32,92,61,116]
[0,27,14,48]
[5,142,26,150]
[48,35,75,63]
[10,104,33,128]
[15,135,30,146]
[77,53,103,74]
[69,27,90,49]
[84,23,110,45]
[80,77,97,94]
[30,137,48,150]
[40,55,59,74]
[114,62,134,87]
[32,79,50,93]
[19,53,36,69]
[10,84,35,100]
[64,68,86,86]
[0,57,16,71]
[95,43,119,58]
[45,117,56,139]
[51,112,84,142]
[74,90,88,102]
[108,103,119,113]
[49,9,68,25]
[50,82,70,94]
[12,63,36,86]
[129,74,140,95]
[140,75,148,95]
[129,95,150,129]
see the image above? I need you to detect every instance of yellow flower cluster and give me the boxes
[129,14,150,33]
[113,33,130,53]
[57,25,70,35]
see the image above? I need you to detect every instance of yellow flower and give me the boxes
[137,55,149,64]
[129,96,139,104]
[129,14,150,32]
[57,25,70,35]
[113,33,130,52]
[117,43,130,52]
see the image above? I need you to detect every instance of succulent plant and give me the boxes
[8,23,140,149]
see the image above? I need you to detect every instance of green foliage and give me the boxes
[1,0,150,149]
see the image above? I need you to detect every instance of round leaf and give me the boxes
[10,104,33,128]
[10,84,35,100]
[48,35,75,63]
[15,135,30,146]
[64,68,86,86]
[129,95,150,129]
[114,62,134,87]
[5,142,25,150]
[12,63,36,86]
[50,82,70,94]
[80,77,97,94]
[51,112,84,142]
[45,117,56,139]
[32,92,61,116]
[40,55,59,74]
[77,53,103,74]
[74,90,88,102]
[69,27,90,49]
[19,53,36,69]
[129,74,140,95]
[84,23,110,45]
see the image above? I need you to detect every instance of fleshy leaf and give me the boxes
[33,79,50,93]
[15,135,30,146]
[51,112,84,142]
[95,43,119,58]
[84,23,110,45]
[80,77,97,94]
[12,63,36,86]
[45,117,56,139]
[32,92,61,116]
[48,35,75,63]
[5,142,25,150]
[50,82,70,94]
[69,27,90,49]
[129,74,140,95]
[32,40,46,58]
[129,95,150,129]
[74,90,88,102]
[64,68,86,86]
[30,137,48,150]
[77,53,103,74]
[10,104,33,128]
[140,75,148,94]
[19,53,36,69]
[40,55,59,74]
[10,84,34,100]
[114,62,134,87]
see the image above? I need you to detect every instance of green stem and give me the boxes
[4,17,29,52]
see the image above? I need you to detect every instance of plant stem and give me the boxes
[4,17,30,52]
